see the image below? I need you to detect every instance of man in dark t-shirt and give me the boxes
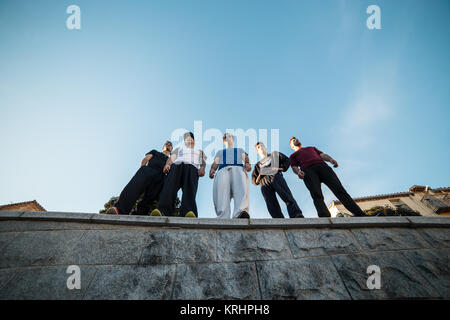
[251,142,304,219]
[289,137,366,218]
[107,140,173,215]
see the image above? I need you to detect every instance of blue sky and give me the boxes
[0,0,449,218]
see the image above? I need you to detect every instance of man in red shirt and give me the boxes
[289,137,366,217]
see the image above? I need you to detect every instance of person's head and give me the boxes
[222,133,235,148]
[162,140,173,153]
[255,142,268,157]
[184,132,195,147]
[289,137,302,150]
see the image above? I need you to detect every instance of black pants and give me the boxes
[303,163,365,217]
[261,172,303,218]
[115,166,165,215]
[157,163,199,217]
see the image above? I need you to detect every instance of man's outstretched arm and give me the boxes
[291,165,305,179]
[319,153,338,168]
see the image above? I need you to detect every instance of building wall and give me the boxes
[329,190,450,217]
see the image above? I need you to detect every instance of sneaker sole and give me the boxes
[185,212,196,218]
[150,209,163,217]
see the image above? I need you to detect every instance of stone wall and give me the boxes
[0,211,449,300]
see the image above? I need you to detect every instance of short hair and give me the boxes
[184,132,194,140]
[165,140,172,146]
[223,133,234,141]
[289,136,297,142]
[255,141,264,147]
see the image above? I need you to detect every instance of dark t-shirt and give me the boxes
[251,151,291,186]
[145,150,168,172]
[289,147,324,171]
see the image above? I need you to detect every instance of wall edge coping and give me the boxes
[1,211,449,229]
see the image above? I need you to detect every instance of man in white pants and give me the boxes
[209,133,251,219]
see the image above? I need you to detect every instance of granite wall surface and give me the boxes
[0,211,449,300]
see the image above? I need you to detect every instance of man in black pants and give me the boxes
[252,142,304,219]
[151,132,206,218]
[107,140,173,215]
[289,137,366,218]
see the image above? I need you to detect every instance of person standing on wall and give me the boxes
[289,137,366,218]
[209,133,251,219]
[252,142,304,219]
[151,132,206,218]
[107,141,173,215]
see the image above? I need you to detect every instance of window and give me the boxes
[421,194,450,213]
[389,199,411,210]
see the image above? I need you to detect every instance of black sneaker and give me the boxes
[237,211,250,219]
[292,213,304,218]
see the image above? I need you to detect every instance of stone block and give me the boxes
[330,216,410,228]
[216,230,291,262]
[172,262,260,300]
[0,265,97,300]
[286,229,360,258]
[401,249,450,298]
[56,230,151,265]
[350,228,430,251]
[139,230,216,265]
[91,214,169,226]
[331,251,440,299]
[167,217,249,229]
[256,257,350,300]
[0,230,85,268]
[407,216,450,228]
[21,211,95,222]
[84,265,175,300]
[249,218,331,229]
[417,228,450,248]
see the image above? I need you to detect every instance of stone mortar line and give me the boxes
[345,229,365,253]
[253,261,263,300]
[281,229,295,259]
[81,267,99,300]
[0,268,19,293]
[411,228,447,249]
[136,230,151,266]
[169,264,178,300]
[0,231,22,252]
[329,255,354,301]
[159,273,172,300]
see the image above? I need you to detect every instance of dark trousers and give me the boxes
[115,166,164,215]
[158,163,199,217]
[261,172,303,218]
[303,163,365,217]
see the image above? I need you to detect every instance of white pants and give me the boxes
[213,166,250,219]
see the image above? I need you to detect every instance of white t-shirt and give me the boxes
[172,146,206,169]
